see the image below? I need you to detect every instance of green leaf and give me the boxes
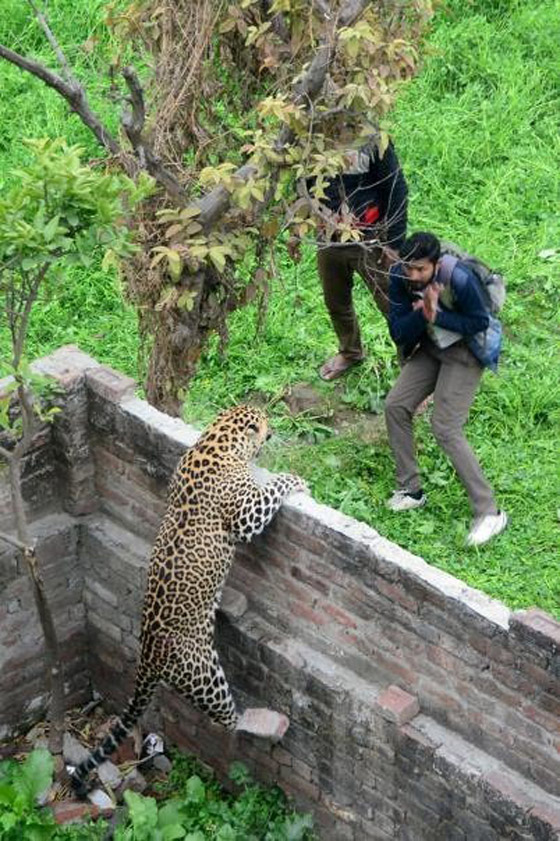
[208,246,227,272]
[124,789,159,835]
[18,749,53,803]
[0,782,16,807]
[179,206,202,221]
[228,761,251,786]
[216,825,236,841]
[101,248,120,273]
[161,826,186,841]
[281,812,314,840]
[20,257,40,271]
[42,215,60,243]
[166,249,183,281]
[177,289,197,311]
[158,800,184,828]
[185,775,206,804]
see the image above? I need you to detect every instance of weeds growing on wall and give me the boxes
[0,0,558,615]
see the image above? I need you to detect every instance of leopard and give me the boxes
[70,404,306,795]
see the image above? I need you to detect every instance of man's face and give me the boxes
[404,258,437,291]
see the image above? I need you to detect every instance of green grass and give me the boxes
[1,0,559,616]
[0,0,139,377]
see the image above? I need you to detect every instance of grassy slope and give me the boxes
[0,1,559,614]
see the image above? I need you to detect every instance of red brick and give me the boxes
[376,685,420,725]
[338,629,360,647]
[51,800,106,825]
[374,577,419,613]
[289,600,328,627]
[519,660,555,692]
[309,559,347,587]
[426,644,472,679]
[280,575,313,603]
[279,771,320,804]
[421,684,463,720]
[290,564,330,596]
[271,745,293,766]
[521,702,560,734]
[293,757,314,781]
[540,692,560,719]
[321,602,358,629]
[486,640,515,666]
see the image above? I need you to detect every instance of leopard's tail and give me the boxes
[70,671,158,798]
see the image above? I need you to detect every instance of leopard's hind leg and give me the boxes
[166,636,289,738]
[166,637,238,729]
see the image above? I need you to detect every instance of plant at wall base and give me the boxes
[0,749,312,840]
[0,138,152,760]
[116,757,315,841]
[0,748,106,839]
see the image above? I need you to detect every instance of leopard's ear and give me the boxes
[247,423,259,433]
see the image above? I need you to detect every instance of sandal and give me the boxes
[319,353,364,381]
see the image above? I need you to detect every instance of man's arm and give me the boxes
[388,265,427,347]
[435,265,489,336]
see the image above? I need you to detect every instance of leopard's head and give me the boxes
[199,405,270,460]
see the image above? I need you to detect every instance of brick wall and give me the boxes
[0,346,559,839]
[0,515,89,738]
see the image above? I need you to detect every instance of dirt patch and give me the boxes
[281,381,386,444]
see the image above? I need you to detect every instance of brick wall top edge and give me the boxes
[120,396,200,448]
[276,485,511,631]
[32,345,101,386]
[510,608,560,651]
[1,345,100,397]
[28,511,77,540]
[86,367,136,403]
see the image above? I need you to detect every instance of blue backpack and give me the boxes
[438,246,506,371]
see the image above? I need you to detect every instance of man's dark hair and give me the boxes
[399,232,441,264]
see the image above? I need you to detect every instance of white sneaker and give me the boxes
[386,489,427,512]
[466,511,508,547]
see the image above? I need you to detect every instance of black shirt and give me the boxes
[310,140,408,248]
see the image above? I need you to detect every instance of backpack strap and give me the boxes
[438,253,459,286]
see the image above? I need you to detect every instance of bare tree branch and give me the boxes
[121,67,188,205]
[0,528,28,551]
[312,0,332,22]
[27,0,74,84]
[0,42,122,157]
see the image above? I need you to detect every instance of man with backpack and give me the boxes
[384,231,507,546]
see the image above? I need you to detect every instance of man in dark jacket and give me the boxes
[312,138,408,380]
[384,231,507,547]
